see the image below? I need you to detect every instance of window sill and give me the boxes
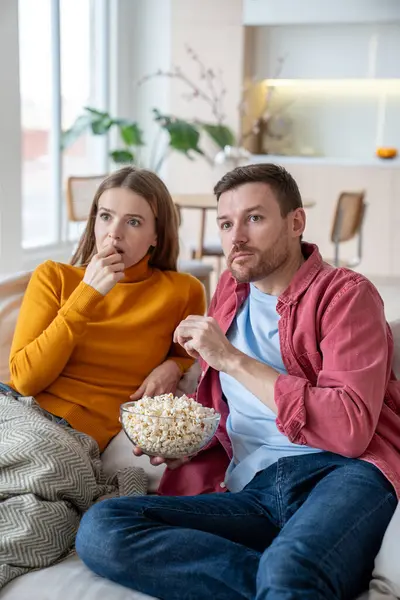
[22,241,75,271]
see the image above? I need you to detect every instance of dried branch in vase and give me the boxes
[138,45,236,156]
[238,54,288,149]
[138,44,228,126]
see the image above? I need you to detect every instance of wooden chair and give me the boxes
[66,176,213,305]
[66,175,108,222]
[177,259,212,305]
[328,191,367,268]
[173,195,224,277]
[173,204,213,305]
[0,271,32,381]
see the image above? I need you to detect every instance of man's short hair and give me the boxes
[213,163,303,217]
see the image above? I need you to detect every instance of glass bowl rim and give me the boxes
[120,402,220,422]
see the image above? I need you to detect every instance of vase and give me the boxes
[214,145,251,169]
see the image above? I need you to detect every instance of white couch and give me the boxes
[1,275,399,600]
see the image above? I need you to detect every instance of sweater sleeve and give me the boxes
[9,260,104,396]
[167,275,207,373]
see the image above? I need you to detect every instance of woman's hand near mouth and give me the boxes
[110,243,124,255]
[83,245,125,295]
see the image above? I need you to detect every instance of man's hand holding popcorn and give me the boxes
[174,314,279,415]
[173,315,240,373]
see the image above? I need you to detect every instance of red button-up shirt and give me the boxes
[158,244,400,498]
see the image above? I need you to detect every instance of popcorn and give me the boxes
[121,393,219,458]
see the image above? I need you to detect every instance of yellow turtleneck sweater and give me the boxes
[9,256,206,451]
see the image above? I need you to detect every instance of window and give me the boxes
[19,0,55,248]
[18,0,109,249]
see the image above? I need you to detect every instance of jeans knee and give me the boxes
[76,498,124,566]
[257,541,337,600]
[76,497,151,568]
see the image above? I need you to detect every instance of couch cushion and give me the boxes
[369,502,400,599]
[0,272,31,381]
[0,554,156,600]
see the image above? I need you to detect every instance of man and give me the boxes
[76,164,400,600]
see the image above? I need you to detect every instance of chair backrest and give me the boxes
[173,195,217,260]
[330,191,366,243]
[66,175,107,222]
[173,195,217,210]
[0,272,32,381]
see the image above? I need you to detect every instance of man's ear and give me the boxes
[291,208,306,239]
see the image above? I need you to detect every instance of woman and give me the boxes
[1,166,207,586]
[7,166,206,451]
[0,166,206,588]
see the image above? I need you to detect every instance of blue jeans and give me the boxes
[76,452,396,600]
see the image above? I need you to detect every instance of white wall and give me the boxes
[110,0,172,171]
[166,0,244,194]
[0,0,23,274]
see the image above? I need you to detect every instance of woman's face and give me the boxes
[94,187,157,268]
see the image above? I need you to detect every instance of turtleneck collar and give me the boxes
[121,253,153,283]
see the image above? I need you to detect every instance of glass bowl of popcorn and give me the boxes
[120,394,221,458]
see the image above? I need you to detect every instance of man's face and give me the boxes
[217,182,302,284]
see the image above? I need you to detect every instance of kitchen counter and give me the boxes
[251,154,400,168]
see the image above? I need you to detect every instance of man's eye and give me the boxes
[221,222,232,230]
[249,215,262,222]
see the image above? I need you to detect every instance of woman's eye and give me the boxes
[220,222,232,231]
[99,213,110,221]
[128,218,140,227]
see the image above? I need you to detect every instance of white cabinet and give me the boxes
[244,0,400,26]
[250,156,400,277]
[375,25,400,79]
[252,25,373,80]
[251,23,400,80]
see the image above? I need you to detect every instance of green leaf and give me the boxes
[169,121,204,156]
[152,108,164,121]
[61,114,92,149]
[84,106,109,118]
[153,110,204,156]
[201,123,235,149]
[91,116,113,135]
[119,123,144,147]
[110,149,135,164]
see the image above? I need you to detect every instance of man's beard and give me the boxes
[227,234,290,284]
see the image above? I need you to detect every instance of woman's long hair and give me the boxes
[71,167,179,271]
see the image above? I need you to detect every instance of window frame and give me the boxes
[19,0,111,263]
